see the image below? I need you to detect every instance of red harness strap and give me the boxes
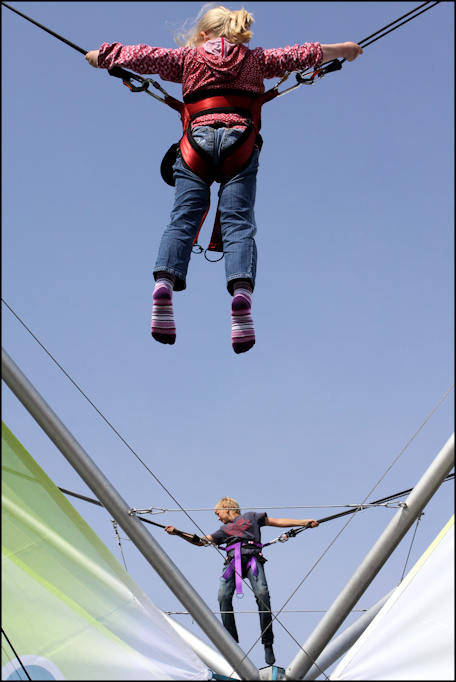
[162,89,278,253]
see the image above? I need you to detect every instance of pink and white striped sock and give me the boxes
[231,281,255,354]
[151,272,176,345]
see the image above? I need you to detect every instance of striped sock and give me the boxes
[231,281,255,354]
[151,273,176,345]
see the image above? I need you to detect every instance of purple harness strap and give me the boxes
[221,541,263,597]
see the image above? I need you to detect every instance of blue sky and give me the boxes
[2,2,454,676]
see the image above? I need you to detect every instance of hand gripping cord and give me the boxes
[2,0,441,95]
[279,1,441,94]
[128,509,203,544]
[59,472,454,549]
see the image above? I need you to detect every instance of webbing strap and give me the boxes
[192,202,223,254]
[221,541,262,596]
[185,94,259,124]
[164,88,278,254]
[207,208,222,252]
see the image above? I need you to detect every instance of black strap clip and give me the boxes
[108,65,149,93]
[296,59,342,85]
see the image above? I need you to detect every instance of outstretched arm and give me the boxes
[266,517,319,529]
[321,42,363,63]
[164,525,213,546]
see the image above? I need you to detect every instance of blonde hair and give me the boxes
[176,4,254,47]
[215,496,241,515]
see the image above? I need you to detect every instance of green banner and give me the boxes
[2,422,209,680]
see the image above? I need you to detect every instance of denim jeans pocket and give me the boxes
[192,126,245,160]
[192,127,214,154]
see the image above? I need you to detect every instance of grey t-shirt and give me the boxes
[211,511,267,558]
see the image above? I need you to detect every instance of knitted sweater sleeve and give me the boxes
[97,42,190,83]
[251,43,323,79]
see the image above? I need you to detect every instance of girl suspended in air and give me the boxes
[86,5,362,354]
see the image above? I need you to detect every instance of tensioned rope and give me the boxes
[1,299,304,661]
[0,2,448,670]
[341,1,441,63]
[274,377,454,596]
[3,297,454,678]
[1,299,208,537]
[106,470,456,515]
[1,629,32,681]
[233,385,454,675]
[97,502,389,511]
[400,513,424,583]
[166,609,367,615]
[57,474,454,524]
[2,1,442,95]
[56,471,454,584]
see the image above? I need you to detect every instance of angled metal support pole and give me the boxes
[2,347,259,681]
[302,588,395,680]
[285,431,454,680]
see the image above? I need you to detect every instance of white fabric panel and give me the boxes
[331,517,454,680]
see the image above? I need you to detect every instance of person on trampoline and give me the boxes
[165,496,319,666]
[86,5,362,353]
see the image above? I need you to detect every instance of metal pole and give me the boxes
[302,589,395,680]
[2,347,259,681]
[285,432,454,680]
[160,610,242,680]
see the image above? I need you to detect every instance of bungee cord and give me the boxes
[3,296,454,671]
[58,466,453,663]
[341,1,441,61]
[2,1,442,96]
[1,307,272,679]
[1,1,450,668]
[292,1,441,87]
[57,474,454,543]
[1,298,210,541]
[166,608,368,615]
[1,1,88,55]
[58,466,453,679]
[129,502,401,514]
[12,292,450,549]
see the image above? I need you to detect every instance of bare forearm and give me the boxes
[321,42,363,63]
[267,518,318,528]
[164,525,211,546]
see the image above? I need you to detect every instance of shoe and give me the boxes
[264,644,275,666]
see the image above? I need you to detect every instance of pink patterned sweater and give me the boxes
[98,39,323,128]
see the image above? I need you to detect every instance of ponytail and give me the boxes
[222,8,254,45]
[175,4,254,47]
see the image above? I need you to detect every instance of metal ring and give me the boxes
[204,249,224,262]
[192,244,204,254]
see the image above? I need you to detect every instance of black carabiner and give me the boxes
[192,243,204,254]
[204,249,224,262]
[108,66,149,92]
[296,59,342,85]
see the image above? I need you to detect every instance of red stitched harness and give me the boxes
[161,88,278,253]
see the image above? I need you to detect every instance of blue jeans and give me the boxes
[153,126,259,293]
[218,559,274,646]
